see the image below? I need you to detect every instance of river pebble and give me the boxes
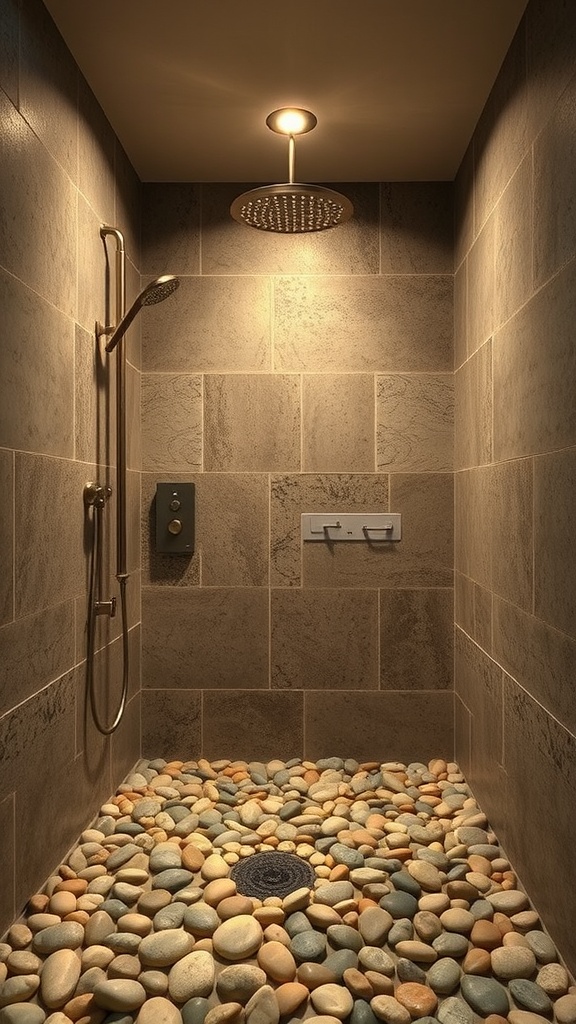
[0,756,570,1024]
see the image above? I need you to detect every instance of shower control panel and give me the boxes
[155,483,195,554]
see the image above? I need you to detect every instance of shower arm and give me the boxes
[100,224,128,582]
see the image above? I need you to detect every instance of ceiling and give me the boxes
[43,0,529,184]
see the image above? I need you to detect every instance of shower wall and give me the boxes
[0,0,141,938]
[140,182,455,764]
[454,0,576,974]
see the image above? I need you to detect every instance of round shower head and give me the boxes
[103,274,180,352]
[230,183,353,233]
[141,275,180,306]
[230,108,353,234]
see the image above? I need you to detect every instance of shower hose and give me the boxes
[86,491,128,735]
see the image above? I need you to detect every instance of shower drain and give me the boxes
[230,851,315,899]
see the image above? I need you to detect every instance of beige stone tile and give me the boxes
[534,448,576,638]
[15,454,87,617]
[127,468,141,575]
[453,260,467,370]
[466,214,494,355]
[142,689,202,760]
[0,268,75,457]
[111,690,141,788]
[455,572,475,638]
[274,275,453,373]
[0,794,15,939]
[204,374,300,472]
[494,152,533,328]
[20,0,78,181]
[490,458,533,612]
[454,138,474,269]
[0,449,13,626]
[303,374,375,472]
[202,690,304,761]
[454,694,471,781]
[454,629,504,798]
[0,670,76,798]
[304,474,453,588]
[0,90,76,317]
[454,467,492,589]
[473,24,529,232]
[142,587,269,689]
[380,589,453,690]
[493,595,576,736]
[271,588,378,690]
[270,474,388,587]
[78,77,115,226]
[142,183,201,276]
[126,362,141,473]
[379,182,454,274]
[454,340,492,471]
[0,0,18,105]
[502,676,576,972]
[201,183,379,276]
[79,625,141,753]
[141,473,200,588]
[526,0,576,156]
[196,474,269,588]
[141,374,202,473]
[114,142,142,274]
[474,584,493,656]
[77,197,109,337]
[142,276,271,373]
[0,601,75,717]
[377,373,453,473]
[533,69,576,289]
[304,690,454,763]
[493,257,576,461]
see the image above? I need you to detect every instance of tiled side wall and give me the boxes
[140,181,455,764]
[0,0,141,936]
[454,0,576,975]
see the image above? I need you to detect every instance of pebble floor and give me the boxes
[1,756,575,1024]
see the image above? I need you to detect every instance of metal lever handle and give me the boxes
[323,521,341,532]
[363,524,393,532]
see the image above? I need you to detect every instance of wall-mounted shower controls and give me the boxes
[301,512,401,542]
[155,483,195,554]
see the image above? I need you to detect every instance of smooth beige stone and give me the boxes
[440,908,475,933]
[213,915,263,961]
[245,985,279,1024]
[136,995,188,1024]
[40,949,81,1009]
[311,984,354,1020]
[203,878,237,906]
[49,892,77,918]
[138,929,195,967]
[117,914,152,936]
[201,855,231,881]
[5,952,41,976]
[371,995,412,1024]
[0,975,40,1007]
[257,940,296,982]
[418,893,450,915]
[490,946,537,980]
[168,949,215,1002]
[554,995,576,1024]
[394,941,437,964]
[274,982,309,1017]
[306,905,342,929]
[93,979,147,1012]
[407,861,443,892]
[470,920,502,950]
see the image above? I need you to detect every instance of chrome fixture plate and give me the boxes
[301,512,401,542]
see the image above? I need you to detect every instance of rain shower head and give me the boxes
[230,108,353,234]
[100,275,180,352]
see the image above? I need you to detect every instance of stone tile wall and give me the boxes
[454,0,576,975]
[0,0,141,936]
[140,180,455,764]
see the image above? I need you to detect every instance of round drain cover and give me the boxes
[230,851,315,899]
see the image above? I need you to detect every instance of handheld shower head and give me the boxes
[100,275,180,352]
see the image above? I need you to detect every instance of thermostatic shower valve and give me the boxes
[155,482,195,554]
